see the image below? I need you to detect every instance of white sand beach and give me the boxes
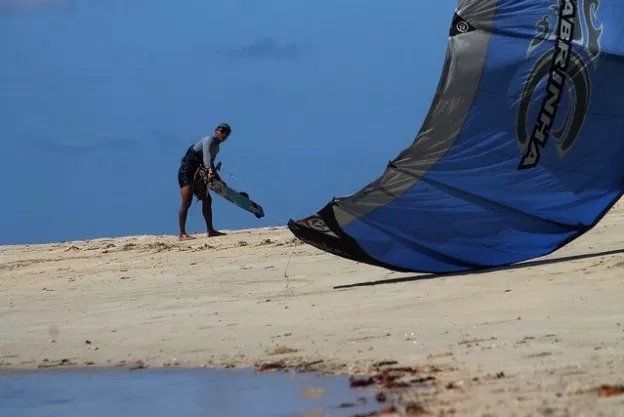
[1,201,624,416]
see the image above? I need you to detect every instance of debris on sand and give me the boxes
[373,360,398,367]
[597,384,624,397]
[146,242,174,252]
[256,361,288,372]
[344,363,445,416]
[37,358,76,368]
[267,346,299,355]
[129,360,147,371]
[404,402,427,415]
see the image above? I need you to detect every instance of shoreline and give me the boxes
[2,201,624,415]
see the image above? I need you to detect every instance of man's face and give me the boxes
[215,129,230,141]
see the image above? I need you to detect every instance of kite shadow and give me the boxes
[333,248,624,290]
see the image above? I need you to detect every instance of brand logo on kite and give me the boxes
[298,215,331,233]
[516,0,602,170]
[456,21,470,33]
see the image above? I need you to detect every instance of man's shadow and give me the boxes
[333,248,624,290]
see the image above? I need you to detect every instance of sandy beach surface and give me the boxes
[2,202,624,416]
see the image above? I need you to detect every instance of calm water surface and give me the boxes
[0,367,383,417]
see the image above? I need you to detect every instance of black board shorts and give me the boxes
[177,146,202,188]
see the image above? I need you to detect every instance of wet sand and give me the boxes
[1,201,624,416]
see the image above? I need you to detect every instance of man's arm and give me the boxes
[202,137,219,170]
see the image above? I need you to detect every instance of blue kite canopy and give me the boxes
[288,0,624,273]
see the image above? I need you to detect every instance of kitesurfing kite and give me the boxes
[288,0,624,273]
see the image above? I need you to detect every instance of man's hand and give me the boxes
[207,168,216,179]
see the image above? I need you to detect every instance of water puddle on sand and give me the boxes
[0,367,386,417]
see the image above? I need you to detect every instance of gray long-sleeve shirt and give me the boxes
[191,135,220,170]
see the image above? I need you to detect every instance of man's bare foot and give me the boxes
[179,233,196,241]
[208,230,226,237]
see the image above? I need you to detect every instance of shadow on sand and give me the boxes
[333,248,624,290]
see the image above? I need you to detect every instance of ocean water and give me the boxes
[0,367,384,417]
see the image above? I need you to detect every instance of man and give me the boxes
[177,122,231,240]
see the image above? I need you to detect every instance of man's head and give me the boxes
[214,122,232,141]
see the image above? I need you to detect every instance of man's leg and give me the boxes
[178,161,197,240]
[178,185,196,240]
[202,193,226,237]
